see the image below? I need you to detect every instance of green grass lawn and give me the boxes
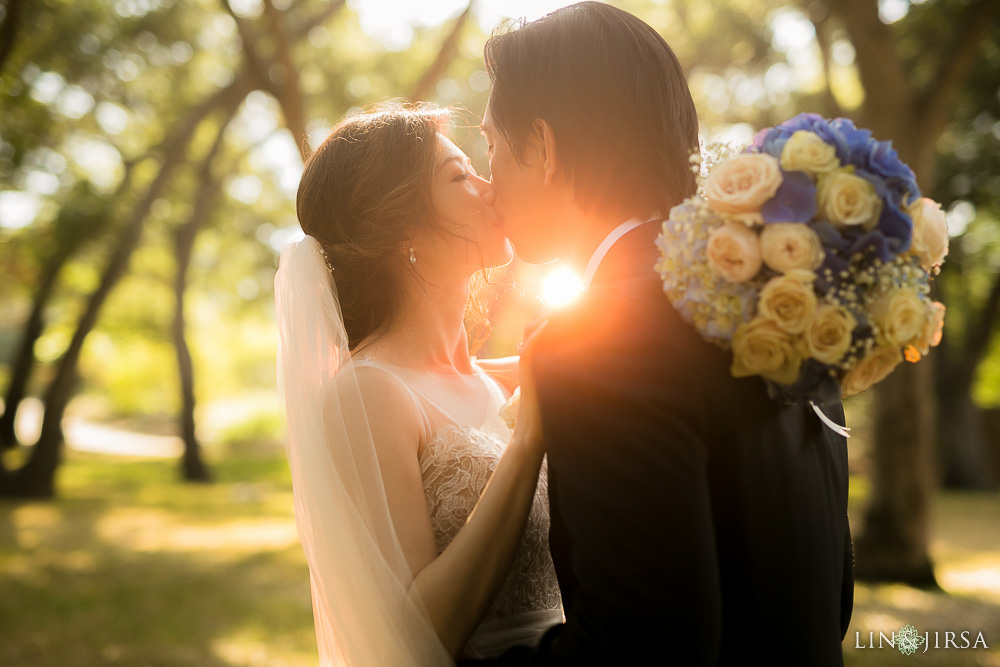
[2,450,998,665]
[0,450,316,666]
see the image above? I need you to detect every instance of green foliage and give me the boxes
[1,0,998,429]
[217,409,285,450]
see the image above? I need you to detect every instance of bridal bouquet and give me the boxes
[655,113,948,406]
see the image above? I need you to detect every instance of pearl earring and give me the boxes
[409,247,416,264]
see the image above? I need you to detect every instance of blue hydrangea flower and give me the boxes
[750,113,833,159]
[761,170,817,223]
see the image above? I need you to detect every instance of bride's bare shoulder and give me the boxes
[326,362,424,451]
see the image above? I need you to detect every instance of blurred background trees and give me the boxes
[1,0,997,588]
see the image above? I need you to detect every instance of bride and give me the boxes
[274,102,562,665]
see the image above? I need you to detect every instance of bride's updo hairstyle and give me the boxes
[296,103,452,350]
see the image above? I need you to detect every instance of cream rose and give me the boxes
[908,198,949,272]
[780,131,840,175]
[731,317,802,385]
[757,270,818,335]
[704,153,782,224]
[841,345,903,398]
[760,223,825,273]
[817,170,882,229]
[869,288,926,347]
[706,222,763,282]
[802,305,857,365]
[914,301,946,355]
[499,387,521,431]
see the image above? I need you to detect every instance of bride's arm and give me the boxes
[355,364,545,658]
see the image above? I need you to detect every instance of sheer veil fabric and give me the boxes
[275,236,453,666]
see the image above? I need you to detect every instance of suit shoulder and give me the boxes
[540,283,720,363]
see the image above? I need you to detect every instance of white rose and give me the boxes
[731,317,803,385]
[818,169,882,230]
[869,288,926,348]
[780,131,840,175]
[757,270,819,335]
[802,305,856,365]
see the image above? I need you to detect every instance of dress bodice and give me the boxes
[419,423,562,624]
[351,356,562,655]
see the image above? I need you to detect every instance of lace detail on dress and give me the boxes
[419,424,562,624]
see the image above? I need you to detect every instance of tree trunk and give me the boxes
[854,361,939,587]
[826,0,998,584]
[1,171,136,451]
[174,219,211,483]
[937,391,995,490]
[933,269,1000,491]
[0,244,68,450]
[171,114,236,484]
[0,75,252,498]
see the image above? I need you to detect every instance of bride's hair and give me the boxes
[296,102,462,350]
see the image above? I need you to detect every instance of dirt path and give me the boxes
[12,398,182,458]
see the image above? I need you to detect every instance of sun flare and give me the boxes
[541,266,584,308]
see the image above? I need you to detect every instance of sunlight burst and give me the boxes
[541,265,584,308]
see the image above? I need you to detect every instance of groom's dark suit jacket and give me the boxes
[464,222,853,666]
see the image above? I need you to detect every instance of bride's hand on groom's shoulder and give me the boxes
[520,312,550,348]
[513,319,548,453]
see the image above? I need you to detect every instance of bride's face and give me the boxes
[422,134,513,274]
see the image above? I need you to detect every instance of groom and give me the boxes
[470,3,853,665]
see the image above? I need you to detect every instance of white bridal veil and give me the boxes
[275,236,453,666]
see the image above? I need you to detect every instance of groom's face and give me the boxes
[481,101,561,264]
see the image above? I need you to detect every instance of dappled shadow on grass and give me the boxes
[4,455,1000,665]
[0,451,315,667]
[843,478,1000,666]
[1,544,314,666]
[844,583,1000,666]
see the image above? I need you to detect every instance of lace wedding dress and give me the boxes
[352,356,564,660]
[277,236,559,664]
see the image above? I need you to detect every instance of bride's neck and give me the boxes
[362,275,474,374]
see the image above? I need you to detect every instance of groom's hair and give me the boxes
[485,2,698,218]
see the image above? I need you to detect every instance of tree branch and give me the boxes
[0,0,22,78]
[221,0,277,95]
[806,6,845,118]
[410,1,474,101]
[827,0,912,130]
[293,0,348,38]
[262,0,309,160]
[915,0,1000,142]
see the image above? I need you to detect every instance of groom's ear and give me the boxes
[529,118,560,187]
